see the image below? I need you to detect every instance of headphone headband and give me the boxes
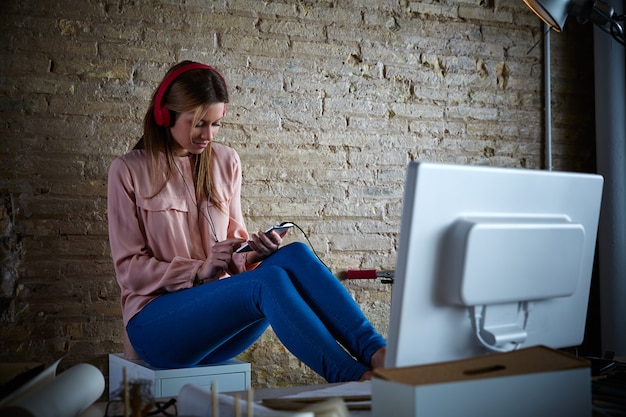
[153,62,225,127]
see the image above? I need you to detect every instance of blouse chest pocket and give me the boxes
[135,195,192,244]
[134,194,196,258]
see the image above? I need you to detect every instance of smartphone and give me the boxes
[235,222,294,253]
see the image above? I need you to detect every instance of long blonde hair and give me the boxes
[135,61,229,211]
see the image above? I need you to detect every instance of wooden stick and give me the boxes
[247,388,254,417]
[123,367,130,417]
[234,393,241,417]
[211,380,218,417]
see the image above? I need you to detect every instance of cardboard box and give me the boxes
[108,354,250,398]
[372,346,591,417]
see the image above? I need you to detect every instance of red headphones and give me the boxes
[153,62,226,127]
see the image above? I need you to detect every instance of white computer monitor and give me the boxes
[386,162,604,368]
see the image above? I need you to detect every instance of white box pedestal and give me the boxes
[108,354,251,399]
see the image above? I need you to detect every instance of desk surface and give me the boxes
[83,363,626,417]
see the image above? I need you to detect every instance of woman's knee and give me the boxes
[279,241,312,259]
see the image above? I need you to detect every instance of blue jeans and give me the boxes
[126,242,386,382]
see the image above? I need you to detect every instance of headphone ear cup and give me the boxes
[154,103,171,127]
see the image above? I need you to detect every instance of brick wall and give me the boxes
[0,0,595,390]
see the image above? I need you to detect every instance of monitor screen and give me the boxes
[385,162,604,368]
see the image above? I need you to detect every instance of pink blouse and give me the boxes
[107,143,250,358]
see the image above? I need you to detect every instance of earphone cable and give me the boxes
[174,159,220,242]
[285,221,331,271]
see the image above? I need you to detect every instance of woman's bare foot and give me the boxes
[370,347,386,369]
[358,370,374,381]
[356,347,387,381]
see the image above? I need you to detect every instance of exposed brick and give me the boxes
[0,0,597,392]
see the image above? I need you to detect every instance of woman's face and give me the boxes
[169,102,226,156]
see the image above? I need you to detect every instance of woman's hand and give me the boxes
[246,229,283,260]
[196,238,244,282]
